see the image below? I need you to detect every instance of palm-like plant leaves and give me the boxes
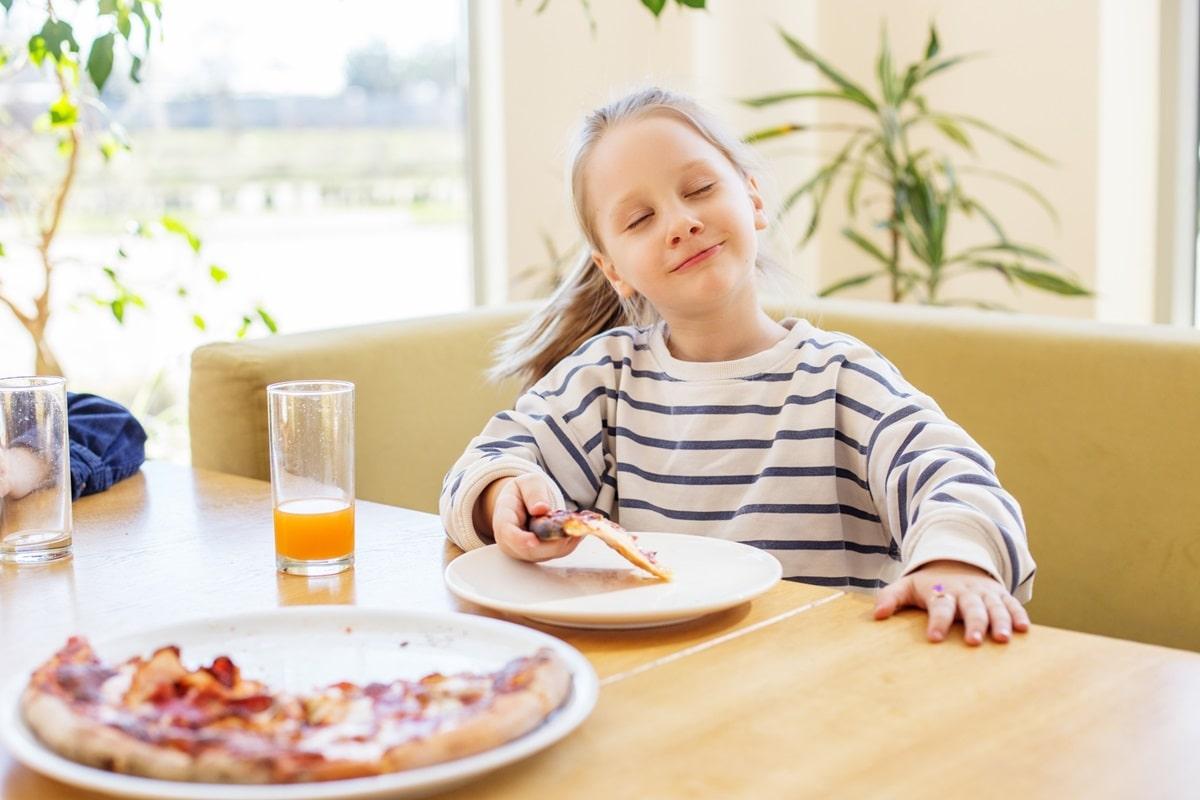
[742,21,1084,307]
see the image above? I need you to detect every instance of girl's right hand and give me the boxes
[485,474,581,563]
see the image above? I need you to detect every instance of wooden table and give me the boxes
[2,463,1198,798]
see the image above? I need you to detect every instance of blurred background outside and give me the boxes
[0,0,469,459]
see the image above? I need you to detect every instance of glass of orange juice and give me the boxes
[267,380,355,576]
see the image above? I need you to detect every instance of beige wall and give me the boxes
[491,0,1180,322]
[492,0,821,301]
[812,0,1101,318]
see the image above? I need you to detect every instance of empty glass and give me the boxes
[0,377,72,564]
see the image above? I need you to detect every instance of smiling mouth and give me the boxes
[671,242,724,272]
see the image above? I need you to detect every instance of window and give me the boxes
[0,0,470,458]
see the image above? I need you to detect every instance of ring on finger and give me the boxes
[931,582,954,603]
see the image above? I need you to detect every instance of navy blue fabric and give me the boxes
[66,393,147,499]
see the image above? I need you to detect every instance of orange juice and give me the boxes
[274,499,354,561]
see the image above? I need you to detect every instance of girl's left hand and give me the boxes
[873,559,1031,645]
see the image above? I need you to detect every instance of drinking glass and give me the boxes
[267,380,355,576]
[0,376,72,564]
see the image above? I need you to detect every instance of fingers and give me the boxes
[925,590,957,643]
[513,474,553,518]
[1003,593,1031,632]
[492,475,579,563]
[983,593,1013,642]
[958,593,989,646]
[873,577,915,620]
[495,526,581,562]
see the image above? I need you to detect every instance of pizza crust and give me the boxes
[20,645,573,784]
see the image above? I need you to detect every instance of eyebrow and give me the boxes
[607,158,715,222]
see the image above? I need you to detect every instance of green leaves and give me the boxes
[640,0,705,15]
[49,94,78,127]
[257,307,278,333]
[97,265,146,325]
[776,26,878,112]
[86,33,115,92]
[741,90,861,108]
[30,19,79,66]
[209,265,229,283]
[745,19,1081,307]
[161,215,202,253]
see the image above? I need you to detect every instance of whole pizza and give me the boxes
[21,636,571,783]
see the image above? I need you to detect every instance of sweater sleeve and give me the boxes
[438,362,611,551]
[865,393,1037,603]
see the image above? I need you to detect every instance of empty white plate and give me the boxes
[444,532,782,629]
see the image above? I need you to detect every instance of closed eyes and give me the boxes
[623,183,716,231]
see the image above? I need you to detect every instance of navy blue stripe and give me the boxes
[930,474,1024,531]
[608,425,867,453]
[474,436,536,452]
[601,472,617,487]
[898,466,910,541]
[796,335,852,351]
[1018,568,1035,588]
[537,355,678,399]
[449,471,463,498]
[865,404,922,476]
[560,385,609,422]
[583,429,604,453]
[783,575,886,589]
[561,386,886,425]
[891,445,991,474]
[740,539,892,555]
[619,498,880,523]
[531,413,599,493]
[912,456,953,496]
[932,473,1001,493]
[886,420,928,482]
[745,355,910,399]
[616,462,870,491]
[996,524,1021,594]
[567,328,648,358]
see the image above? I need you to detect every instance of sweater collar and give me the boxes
[647,317,812,381]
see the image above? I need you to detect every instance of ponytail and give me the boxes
[489,250,649,390]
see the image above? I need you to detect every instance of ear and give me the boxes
[747,175,768,231]
[592,251,635,299]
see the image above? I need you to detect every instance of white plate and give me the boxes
[444,532,782,629]
[0,607,598,800]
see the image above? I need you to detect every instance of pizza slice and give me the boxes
[21,636,572,784]
[529,510,672,581]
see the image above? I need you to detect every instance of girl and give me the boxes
[440,87,1034,646]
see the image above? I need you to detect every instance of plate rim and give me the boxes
[444,531,782,626]
[0,606,599,800]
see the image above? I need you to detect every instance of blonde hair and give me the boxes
[491,86,789,389]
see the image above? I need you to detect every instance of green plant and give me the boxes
[520,0,706,34]
[0,0,274,376]
[744,23,1089,308]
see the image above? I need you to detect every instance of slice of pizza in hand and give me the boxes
[529,510,672,581]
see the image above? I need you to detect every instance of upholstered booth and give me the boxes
[190,299,1200,651]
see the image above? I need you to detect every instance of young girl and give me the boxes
[439,87,1035,647]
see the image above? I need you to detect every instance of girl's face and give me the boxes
[586,113,768,322]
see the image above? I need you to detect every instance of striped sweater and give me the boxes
[440,318,1036,601]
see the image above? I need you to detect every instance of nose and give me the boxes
[667,210,703,246]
